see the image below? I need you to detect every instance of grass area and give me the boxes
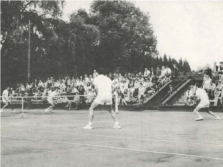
[1,109,223,167]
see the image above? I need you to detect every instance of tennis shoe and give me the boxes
[195,117,203,121]
[215,116,220,120]
[113,122,121,129]
[83,124,93,130]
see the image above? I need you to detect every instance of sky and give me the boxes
[62,0,223,70]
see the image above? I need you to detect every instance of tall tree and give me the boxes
[89,0,158,73]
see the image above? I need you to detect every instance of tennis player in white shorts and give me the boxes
[83,69,121,130]
[192,85,220,121]
[45,87,57,113]
[0,87,14,112]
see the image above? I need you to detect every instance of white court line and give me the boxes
[2,135,223,161]
[3,128,223,147]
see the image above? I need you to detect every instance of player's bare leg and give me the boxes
[108,105,121,129]
[83,101,98,129]
[205,108,220,120]
[66,101,71,110]
[45,103,54,113]
[193,108,203,121]
[0,103,8,112]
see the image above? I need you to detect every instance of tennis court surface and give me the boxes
[1,109,223,167]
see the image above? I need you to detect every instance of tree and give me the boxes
[1,0,64,87]
[163,54,168,66]
[178,58,183,71]
[1,0,64,56]
[89,0,158,73]
[182,59,191,72]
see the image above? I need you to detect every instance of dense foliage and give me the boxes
[1,0,191,88]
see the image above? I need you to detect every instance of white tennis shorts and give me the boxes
[94,93,112,105]
[47,99,55,106]
[195,100,210,110]
[2,98,8,104]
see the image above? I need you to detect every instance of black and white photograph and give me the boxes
[1,0,223,166]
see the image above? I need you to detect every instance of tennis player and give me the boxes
[0,87,14,112]
[83,69,121,130]
[45,87,57,113]
[192,85,220,121]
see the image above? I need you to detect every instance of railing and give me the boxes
[160,75,191,102]
[161,79,192,105]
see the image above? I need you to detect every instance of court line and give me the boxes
[2,135,223,161]
[3,128,223,147]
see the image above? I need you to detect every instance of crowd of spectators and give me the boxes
[4,65,175,106]
[185,61,223,106]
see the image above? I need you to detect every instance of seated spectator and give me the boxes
[156,66,161,78]
[138,82,145,101]
[143,68,150,79]
[165,66,172,78]
[20,84,26,96]
[84,74,89,83]
[123,88,130,103]
[210,81,216,99]
[38,80,44,88]
[78,85,85,104]
[89,75,93,83]
[185,86,196,106]
[93,69,98,78]
[160,66,166,78]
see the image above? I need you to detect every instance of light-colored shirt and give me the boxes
[93,75,112,95]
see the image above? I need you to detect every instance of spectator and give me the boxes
[172,64,179,79]
[165,66,172,77]
[204,66,212,79]
[78,85,85,104]
[202,74,212,96]
[156,66,161,77]
[213,62,218,73]
[160,66,166,78]
[210,81,216,99]
[185,86,196,106]
[168,85,173,94]
[143,68,150,79]
[138,82,145,101]
[93,69,98,78]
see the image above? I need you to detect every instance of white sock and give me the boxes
[88,122,92,126]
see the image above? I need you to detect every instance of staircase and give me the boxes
[143,80,180,110]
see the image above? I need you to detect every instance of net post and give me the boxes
[115,93,118,113]
[22,97,24,119]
